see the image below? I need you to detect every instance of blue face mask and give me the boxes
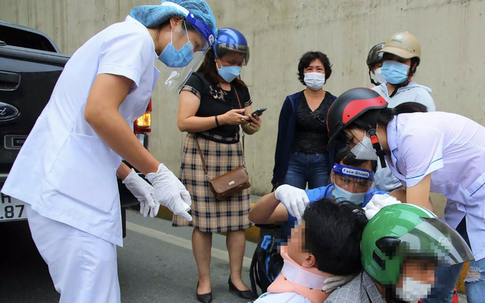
[217,60,241,83]
[381,60,410,84]
[332,183,367,205]
[159,27,194,68]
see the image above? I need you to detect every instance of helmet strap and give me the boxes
[368,128,387,168]
[389,79,410,98]
[369,70,379,86]
[354,112,387,168]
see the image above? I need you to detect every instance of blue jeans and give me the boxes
[423,218,485,303]
[283,152,329,190]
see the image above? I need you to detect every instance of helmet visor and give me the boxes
[215,43,250,66]
[397,218,473,266]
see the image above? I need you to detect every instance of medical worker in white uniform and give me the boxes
[325,87,485,303]
[1,1,217,302]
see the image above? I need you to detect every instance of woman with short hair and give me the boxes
[272,51,337,190]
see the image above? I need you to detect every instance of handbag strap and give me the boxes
[194,134,210,180]
[234,87,246,166]
[194,85,247,179]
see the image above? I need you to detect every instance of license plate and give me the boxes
[0,194,27,221]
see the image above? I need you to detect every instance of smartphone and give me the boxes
[251,108,267,117]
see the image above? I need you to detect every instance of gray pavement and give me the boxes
[0,209,468,303]
[119,210,257,303]
[0,210,257,303]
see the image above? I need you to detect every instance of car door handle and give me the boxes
[0,71,21,91]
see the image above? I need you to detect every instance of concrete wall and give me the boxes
[2,0,485,214]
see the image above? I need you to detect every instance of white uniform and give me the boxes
[386,112,485,261]
[372,80,436,191]
[2,16,159,302]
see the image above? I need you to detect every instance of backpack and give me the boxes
[249,224,284,296]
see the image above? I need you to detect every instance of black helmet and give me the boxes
[326,88,388,166]
[366,43,385,70]
[327,88,387,145]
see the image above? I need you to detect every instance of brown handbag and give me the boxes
[194,88,251,200]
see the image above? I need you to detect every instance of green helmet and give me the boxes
[361,204,473,285]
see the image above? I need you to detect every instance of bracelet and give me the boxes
[246,122,261,133]
[215,115,220,127]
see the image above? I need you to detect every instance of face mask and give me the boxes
[350,133,379,161]
[159,25,194,68]
[374,68,387,85]
[332,183,367,205]
[396,277,432,302]
[217,60,241,83]
[381,60,410,85]
[304,72,325,91]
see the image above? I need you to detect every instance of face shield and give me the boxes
[331,163,374,204]
[214,42,250,66]
[397,217,473,266]
[161,2,215,92]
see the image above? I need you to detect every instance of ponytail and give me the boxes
[392,102,427,115]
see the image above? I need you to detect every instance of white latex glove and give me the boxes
[275,184,310,220]
[145,163,192,221]
[363,194,401,220]
[122,169,160,218]
[322,274,355,293]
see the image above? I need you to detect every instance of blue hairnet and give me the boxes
[130,0,217,34]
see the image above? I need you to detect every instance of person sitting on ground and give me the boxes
[249,146,396,236]
[254,198,368,303]
[325,203,473,303]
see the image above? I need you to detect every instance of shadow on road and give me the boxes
[0,220,59,302]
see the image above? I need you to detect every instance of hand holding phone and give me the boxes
[251,108,267,117]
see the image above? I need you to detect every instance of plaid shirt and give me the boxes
[325,271,387,303]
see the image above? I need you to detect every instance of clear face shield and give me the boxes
[215,43,250,66]
[397,217,474,266]
[161,2,215,92]
[331,163,375,204]
[164,49,208,92]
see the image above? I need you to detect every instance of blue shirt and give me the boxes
[284,184,388,237]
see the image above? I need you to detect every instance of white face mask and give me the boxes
[374,68,387,85]
[350,132,379,161]
[304,72,325,91]
[396,277,433,302]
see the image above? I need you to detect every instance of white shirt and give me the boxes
[2,16,159,246]
[372,81,435,191]
[372,80,435,111]
[386,112,485,260]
